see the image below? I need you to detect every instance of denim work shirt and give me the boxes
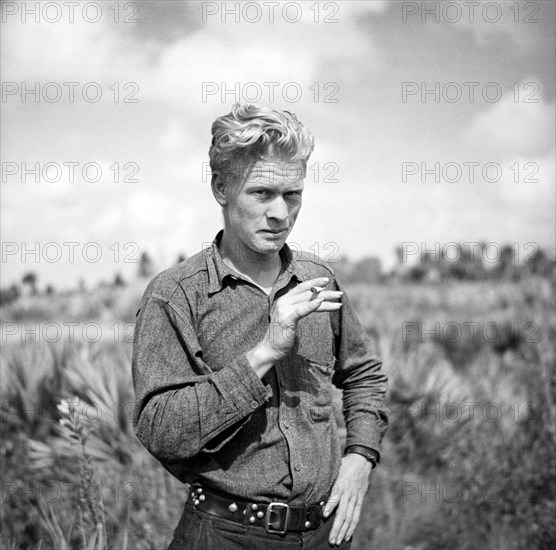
[132,230,388,505]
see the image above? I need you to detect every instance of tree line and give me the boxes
[1,243,554,306]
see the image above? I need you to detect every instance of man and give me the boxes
[132,104,388,549]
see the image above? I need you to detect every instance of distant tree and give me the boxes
[22,272,38,295]
[12,284,21,300]
[441,243,474,280]
[114,273,126,287]
[0,284,21,306]
[491,245,519,280]
[407,265,426,282]
[176,253,187,264]
[45,284,55,295]
[523,247,555,278]
[138,252,155,278]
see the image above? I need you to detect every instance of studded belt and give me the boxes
[188,482,330,535]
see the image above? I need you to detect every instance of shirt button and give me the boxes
[294,464,301,472]
[250,401,258,409]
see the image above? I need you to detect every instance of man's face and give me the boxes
[218,159,305,258]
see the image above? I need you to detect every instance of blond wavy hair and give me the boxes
[209,103,315,186]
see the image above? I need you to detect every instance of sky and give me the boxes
[1,0,555,289]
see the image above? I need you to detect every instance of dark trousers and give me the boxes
[168,500,353,550]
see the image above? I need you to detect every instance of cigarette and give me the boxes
[310,286,325,294]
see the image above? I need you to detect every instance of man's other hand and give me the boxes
[323,453,373,546]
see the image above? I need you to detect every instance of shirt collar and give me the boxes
[207,229,305,294]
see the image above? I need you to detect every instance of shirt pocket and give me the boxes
[299,356,336,410]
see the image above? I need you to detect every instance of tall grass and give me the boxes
[1,341,185,550]
[1,277,554,549]
[347,278,555,550]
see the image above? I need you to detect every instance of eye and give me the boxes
[285,191,301,198]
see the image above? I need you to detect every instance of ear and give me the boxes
[211,172,227,206]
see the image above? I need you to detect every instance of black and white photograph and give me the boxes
[1,1,555,549]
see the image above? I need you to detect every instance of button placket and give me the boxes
[269,272,306,498]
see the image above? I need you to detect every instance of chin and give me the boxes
[258,238,282,248]
[254,236,283,253]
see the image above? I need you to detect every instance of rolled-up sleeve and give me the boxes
[132,291,270,470]
[330,279,389,458]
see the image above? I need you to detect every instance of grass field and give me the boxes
[1,276,555,549]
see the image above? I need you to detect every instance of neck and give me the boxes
[219,231,282,285]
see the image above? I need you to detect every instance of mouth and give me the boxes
[260,229,288,235]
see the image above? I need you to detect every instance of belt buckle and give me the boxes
[264,502,290,535]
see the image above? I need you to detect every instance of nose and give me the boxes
[266,195,288,223]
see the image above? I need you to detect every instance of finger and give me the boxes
[309,290,343,302]
[345,494,363,542]
[335,495,358,545]
[328,495,351,546]
[329,512,344,546]
[324,484,342,545]
[293,296,324,319]
[294,297,342,320]
[287,289,342,306]
[312,301,343,313]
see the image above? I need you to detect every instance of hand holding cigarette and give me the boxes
[260,277,343,362]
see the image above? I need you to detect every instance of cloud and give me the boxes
[1,0,383,116]
[135,2,383,110]
[465,88,555,157]
[158,118,194,153]
[1,17,128,81]
[428,0,551,52]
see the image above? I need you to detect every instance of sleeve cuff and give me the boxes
[200,355,272,454]
[216,353,272,414]
[344,445,380,464]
